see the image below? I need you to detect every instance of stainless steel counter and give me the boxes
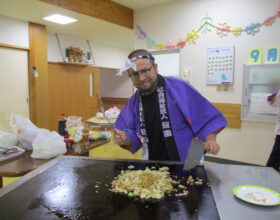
[205,163,280,220]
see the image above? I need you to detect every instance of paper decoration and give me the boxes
[244,23,261,36]
[186,30,199,43]
[263,47,280,64]
[136,24,147,39]
[248,48,263,64]
[199,13,214,33]
[263,16,276,26]
[231,27,243,36]
[155,42,165,50]
[217,22,231,38]
[177,39,187,48]
[206,47,234,85]
[147,37,156,48]
[165,41,177,49]
[135,4,280,50]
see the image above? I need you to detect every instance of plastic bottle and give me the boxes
[58,113,67,136]
[64,131,70,151]
[82,126,90,146]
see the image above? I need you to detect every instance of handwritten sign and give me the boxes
[248,48,262,64]
[264,47,280,64]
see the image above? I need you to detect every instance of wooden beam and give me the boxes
[39,0,133,29]
[0,43,29,51]
[29,22,49,129]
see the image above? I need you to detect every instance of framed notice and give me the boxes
[206,47,234,85]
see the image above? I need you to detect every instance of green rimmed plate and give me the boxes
[233,185,280,206]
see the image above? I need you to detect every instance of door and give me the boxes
[48,63,100,131]
[0,47,29,132]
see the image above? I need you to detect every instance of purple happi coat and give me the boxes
[115,76,227,161]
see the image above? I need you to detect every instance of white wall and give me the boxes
[0,15,29,47]
[100,69,133,98]
[134,0,280,165]
[47,31,130,69]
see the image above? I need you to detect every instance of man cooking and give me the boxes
[114,49,227,161]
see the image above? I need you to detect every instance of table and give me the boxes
[0,139,109,188]
[204,163,280,220]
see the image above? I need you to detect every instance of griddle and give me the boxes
[0,156,220,220]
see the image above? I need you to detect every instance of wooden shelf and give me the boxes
[57,62,90,66]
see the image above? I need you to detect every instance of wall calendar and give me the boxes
[206,47,234,85]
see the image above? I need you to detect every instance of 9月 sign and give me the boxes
[263,47,280,64]
[248,48,262,64]
[248,47,280,64]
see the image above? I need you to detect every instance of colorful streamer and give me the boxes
[135,4,280,50]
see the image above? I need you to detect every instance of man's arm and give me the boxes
[113,128,131,151]
[204,128,223,155]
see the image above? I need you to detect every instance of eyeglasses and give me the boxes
[129,64,154,80]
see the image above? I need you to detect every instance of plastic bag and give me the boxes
[0,130,18,147]
[10,114,39,150]
[96,106,120,119]
[31,129,66,159]
[66,116,83,131]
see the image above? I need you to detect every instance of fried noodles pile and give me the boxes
[110,167,177,199]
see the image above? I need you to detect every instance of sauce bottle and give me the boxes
[58,113,67,136]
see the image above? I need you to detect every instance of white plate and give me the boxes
[233,185,280,206]
[87,117,116,124]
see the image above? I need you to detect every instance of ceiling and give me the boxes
[0,0,180,49]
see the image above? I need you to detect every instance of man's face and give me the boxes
[128,58,158,93]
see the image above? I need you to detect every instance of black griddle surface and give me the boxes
[0,157,220,220]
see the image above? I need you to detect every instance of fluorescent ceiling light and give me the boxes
[43,14,77,24]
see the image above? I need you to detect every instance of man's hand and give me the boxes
[268,90,280,105]
[204,133,220,155]
[114,129,131,151]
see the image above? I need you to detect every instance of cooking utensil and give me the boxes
[183,138,205,170]
[96,93,111,124]
[0,146,18,154]
[0,146,25,162]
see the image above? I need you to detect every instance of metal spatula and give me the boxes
[183,138,205,170]
[97,93,111,124]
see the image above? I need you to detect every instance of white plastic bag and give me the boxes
[66,116,83,131]
[10,114,39,150]
[31,129,66,159]
[0,130,18,147]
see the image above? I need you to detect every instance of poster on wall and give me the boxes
[206,47,234,85]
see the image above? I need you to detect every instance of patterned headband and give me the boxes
[130,54,155,62]
[116,54,155,76]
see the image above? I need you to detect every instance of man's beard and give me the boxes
[139,78,158,95]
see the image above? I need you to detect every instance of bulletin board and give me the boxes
[206,47,234,85]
